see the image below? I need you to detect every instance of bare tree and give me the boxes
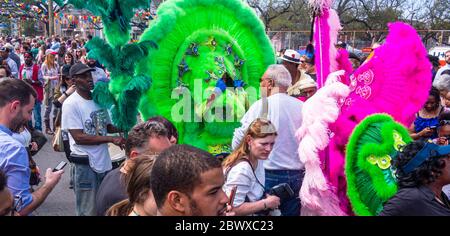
[336,0,403,43]
[247,0,294,30]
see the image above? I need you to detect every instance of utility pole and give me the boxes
[49,0,54,37]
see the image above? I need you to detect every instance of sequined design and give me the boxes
[356,85,372,100]
[367,154,392,170]
[393,131,406,151]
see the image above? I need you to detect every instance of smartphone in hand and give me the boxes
[228,185,238,207]
[53,161,67,172]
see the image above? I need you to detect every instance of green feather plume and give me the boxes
[137,0,275,151]
[85,38,116,71]
[92,81,116,109]
[66,0,149,47]
[112,75,152,132]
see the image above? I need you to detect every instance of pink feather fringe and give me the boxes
[308,0,333,12]
[326,22,432,213]
[328,10,341,73]
[315,9,342,88]
[336,48,353,85]
[297,71,350,216]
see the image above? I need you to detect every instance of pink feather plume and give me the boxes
[326,22,433,213]
[296,71,350,216]
[308,0,333,12]
[314,8,342,88]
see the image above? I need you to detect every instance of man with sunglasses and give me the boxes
[232,64,304,216]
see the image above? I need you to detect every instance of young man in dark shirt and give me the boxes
[95,120,172,216]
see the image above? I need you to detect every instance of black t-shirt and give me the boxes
[95,168,127,216]
[379,186,450,216]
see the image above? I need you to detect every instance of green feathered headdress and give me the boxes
[345,114,412,216]
[136,0,275,149]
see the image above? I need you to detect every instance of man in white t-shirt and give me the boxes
[62,63,126,216]
[232,64,304,216]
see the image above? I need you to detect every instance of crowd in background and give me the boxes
[0,33,450,216]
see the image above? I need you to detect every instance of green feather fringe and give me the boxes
[137,0,275,148]
[113,75,152,133]
[346,114,412,216]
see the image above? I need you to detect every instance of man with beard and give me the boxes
[86,58,108,84]
[0,78,63,216]
[151,145,233,216]
[62,63,125,216]
[19,52,44,131]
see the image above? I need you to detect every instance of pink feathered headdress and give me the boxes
[326,22,432,213]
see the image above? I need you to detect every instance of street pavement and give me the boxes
[32,132,126,216]
[33,133,76,216]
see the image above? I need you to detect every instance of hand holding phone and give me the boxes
[53,161,67,172]
[227,185,238,207]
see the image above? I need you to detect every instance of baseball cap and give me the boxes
[280,49,301,64]
[45,49,58,56]
[61,64,71,77]
[402,142,450,174]
[69,63,95,78]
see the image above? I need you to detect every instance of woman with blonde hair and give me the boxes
[106,154,158,216]
[223,118,280,216]
[41,49,60,135]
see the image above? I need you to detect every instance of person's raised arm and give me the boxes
[19,168,63,216]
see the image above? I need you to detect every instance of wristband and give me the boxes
[63,91,69,97]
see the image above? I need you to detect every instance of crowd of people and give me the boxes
[0,32,450,217]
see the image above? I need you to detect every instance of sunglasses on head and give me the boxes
[250,118,277,134]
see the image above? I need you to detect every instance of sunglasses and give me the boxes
[250,118,277,134]
[440,120,450,126]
